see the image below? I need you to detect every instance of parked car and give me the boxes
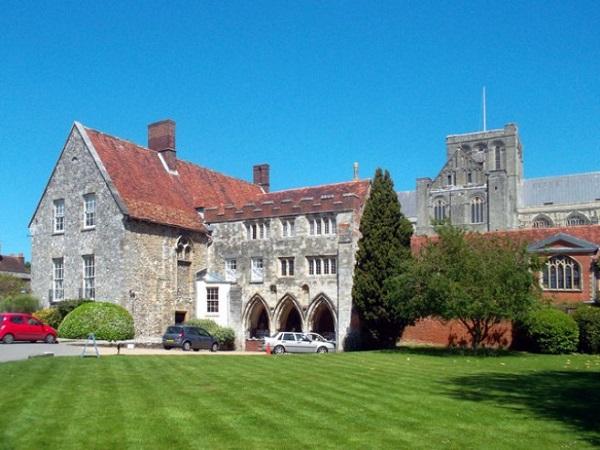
[0,313,58,344]
[304,332,336,348]
[162,325,219,352]
[264,332,336,354]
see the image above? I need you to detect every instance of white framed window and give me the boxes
[281,219,295,237]
[251,257,264,283]
[225,259,237,282]
[542,255,581,291]
[83,194,96,228]
[307,256,337,276]
[52,258,64,301]
[246,222,269,240]
[53,199,65,233]
[83,255,95,299]
[308,216,337,236]
[206,287,219,313]
[470,197,484,224]
[279,257,295,277]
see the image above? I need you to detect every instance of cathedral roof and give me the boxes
[521,172,600,207]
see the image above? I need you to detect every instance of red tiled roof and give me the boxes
[204,180,371,222]
[84,127,263,232]
[0,255,28,275]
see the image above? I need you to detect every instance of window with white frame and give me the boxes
[246,221,269,240]
[53,199,65,233]
[250,257,264,282]
[83,194,96,228]
[470,197,484,224]
[82,255,95,299]
[433,199,447,222]
[542,255,581,291]
[52,258,64,301]
[225,259,237,282]
[308,216,337,236]
[281,218,295,237]
[279,257,295,277]
[206,287,219,313]
[307,256,337,276]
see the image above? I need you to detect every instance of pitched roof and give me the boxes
[527,232,599,254]
[521,172,600,207]
[0,255,28,275]
[82,126,263,232]
[204,180,370,222]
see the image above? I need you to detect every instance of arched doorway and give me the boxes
[276,295,304,332]
[245,296,271,339]
[308,295,336,341]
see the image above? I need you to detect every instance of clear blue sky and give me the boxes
[1,1,599,260]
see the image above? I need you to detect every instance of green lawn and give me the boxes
[1,350,599,449]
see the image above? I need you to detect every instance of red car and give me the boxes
[0,313,58,344]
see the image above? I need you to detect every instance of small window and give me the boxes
[206,287,219,313]
[251,257,264,283]
[225,259,237,282]
[307,256,337,276]
[281,219,295,237]
[308,216,336,236]
[447,174,452,186]
[83,194,96,228]
[246,222,269,240]
[470,197,484,224]
[53,199,65,233]
[280,257,295,277]
[83,255,95,299]
[52,258,64,301]
[467,172,472,184]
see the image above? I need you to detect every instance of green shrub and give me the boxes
[0,294,40,313]
[524,308,579,354]
[185,319,236,350]
[58,302,134,341]
[56,299,93,318]
[33,307,63,329]
[572,305,600,354]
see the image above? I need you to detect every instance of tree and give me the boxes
[389,224,541,350]
[351,168,414,348]
[0,274,25,300]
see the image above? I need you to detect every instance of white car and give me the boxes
[265,332,336,354]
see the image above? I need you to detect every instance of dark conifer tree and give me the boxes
[351,168,414,348]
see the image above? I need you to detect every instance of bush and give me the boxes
[0,294,40,313]
[33,307,63,329]
[572,305,600,354]
[58,302,134,341]
[524,308,579,354]
[185,319,236,350]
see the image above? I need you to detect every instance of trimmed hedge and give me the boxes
[59,302,134,341]
[572,305,600,354]
[185,319,236,350]
[0,294,40,313]
[524,308,579,354]
[34,299,93,330]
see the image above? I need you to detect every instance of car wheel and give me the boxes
[2,334,15,344]
[211,342,218,352]
[317,346,328,354]
[273,345,285,355]
[44,334,56,344]
[182,341,192,351]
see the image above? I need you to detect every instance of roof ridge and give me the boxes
[265,179,370,195]
[524,171,600,182]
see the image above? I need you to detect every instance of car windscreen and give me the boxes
[166,326,181,334]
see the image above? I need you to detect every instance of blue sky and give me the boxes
[1,1,599,259]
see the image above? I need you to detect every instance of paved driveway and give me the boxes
[0,342,83,363]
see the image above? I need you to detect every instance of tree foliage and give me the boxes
[0,274,26,299]
[351,168,414,348]
[389,225,541,350]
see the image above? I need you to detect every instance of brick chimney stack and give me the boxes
[148,119,176,171]
[253,164,270,193]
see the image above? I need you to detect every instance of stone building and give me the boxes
[29,120,368,344]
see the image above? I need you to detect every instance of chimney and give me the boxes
[353,162,359,181]
[148,119,176,171]
[253,164,270,193]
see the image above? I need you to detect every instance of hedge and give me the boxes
[524,307,579,354]
[58,302,134,341]
[33,299,92,329]
[0,294,40,313]
[572,305,600,354]
[184,319,236,350]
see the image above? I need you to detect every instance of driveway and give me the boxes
[0,342,264,362]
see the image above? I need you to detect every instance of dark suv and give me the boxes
[162,325,219,352]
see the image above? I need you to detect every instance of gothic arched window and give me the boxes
[566,213,589,227]
[176,236,192,261]
[433,199,447,222]
[470,197,484,224]
[533,215,553,229]
[542,255,581,290]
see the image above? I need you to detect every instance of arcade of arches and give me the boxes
[244,294,337,348]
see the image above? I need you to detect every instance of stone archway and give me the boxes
[244,295,271,339]
[307,295,336,341]
[275,295,304,332]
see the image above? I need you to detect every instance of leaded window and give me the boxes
[280,257,294,277]
[542,255,581,291]
[433,199,447,222]
[308,216,337,236]
[533,216,553,229]
[566,214,588,226]
[470,197,484,224]
[307,256,337,276]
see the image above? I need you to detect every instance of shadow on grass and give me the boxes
[444,370,600,445]
[378,346,520,358]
